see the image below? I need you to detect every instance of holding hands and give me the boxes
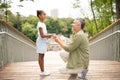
[51,33,57,38]
[51,33,65,48]
[51,33,60,43]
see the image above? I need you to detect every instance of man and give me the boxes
[54,18,89,78]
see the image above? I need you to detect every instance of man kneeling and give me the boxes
[54,18,89,79]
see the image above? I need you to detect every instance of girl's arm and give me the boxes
[39,27,55,38]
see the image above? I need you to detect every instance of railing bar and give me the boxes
[89,30,120,46]
[0,32,36,49]
[0,32,6,35]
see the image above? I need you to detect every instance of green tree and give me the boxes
[22,22,37,42]
[115,0,120,19]
[8,12,22,31]
[91,0,115,31]
[60,18,73,37]
[7,13,73,41]
[21,15,38,41]
[90,0,98,32]
[45,17,73,37]
[22,15,38,28]
[0,0,11,21]
[72,0,120,37]
[84,18,97,37]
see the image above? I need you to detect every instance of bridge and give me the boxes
[0,20,120,80]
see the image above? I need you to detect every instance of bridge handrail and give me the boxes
[89,30,120,46]
[0,20,35,45]
[0,32,36,49]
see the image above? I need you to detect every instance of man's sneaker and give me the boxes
[40,71,50,76]
[78,68,88,79]
[59,67,83,74]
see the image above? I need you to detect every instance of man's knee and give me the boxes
[59,50,69,62]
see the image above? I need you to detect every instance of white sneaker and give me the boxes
[40,71,50,76]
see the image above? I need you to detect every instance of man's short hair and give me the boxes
[76,18,85,29]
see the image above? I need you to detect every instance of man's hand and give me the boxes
[54,36,60,43]
[54,36,65,49]
[51,33,57,38]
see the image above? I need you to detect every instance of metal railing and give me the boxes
[0,21,37,68]
[89,20,120,61]
[0,32,36,48]
[89,30,120,46]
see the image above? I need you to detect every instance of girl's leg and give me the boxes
[38,54,44,72]
[38,53,50,76]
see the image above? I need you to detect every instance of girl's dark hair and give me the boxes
[76,18,85,29]
[37,10,45,17]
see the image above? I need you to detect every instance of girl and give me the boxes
[36,10,55,76]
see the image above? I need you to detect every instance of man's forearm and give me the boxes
[57,39,65,49]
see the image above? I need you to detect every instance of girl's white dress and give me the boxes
[36,21,47,54]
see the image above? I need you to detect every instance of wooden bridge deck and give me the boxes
[0,51,120,80]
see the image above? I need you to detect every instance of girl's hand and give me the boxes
[51,33,57,38]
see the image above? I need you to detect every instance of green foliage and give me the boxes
[0,0,12,21]
[6,12,73,42]
[91,0,115,31]
[22,22,37,42]
[45,17,73,37]
[8,12,22,31]
[73,0,119,37]
[22,15,38,28]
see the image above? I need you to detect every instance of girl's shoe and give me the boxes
[40,71,50,76]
